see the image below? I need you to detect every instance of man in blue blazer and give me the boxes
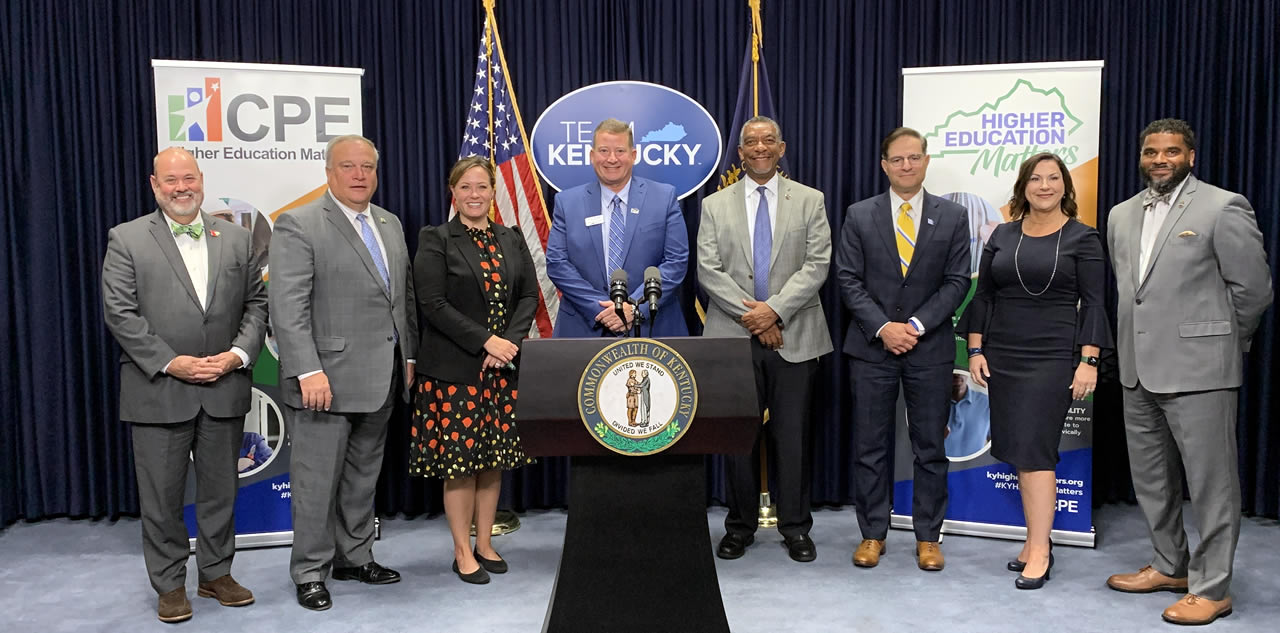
[546,118,689,337]
[835,127,970,572]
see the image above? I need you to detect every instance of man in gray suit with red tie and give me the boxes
[269,135,418,611]
[102,147,267,623]
[835,127,970,572]
[1105,119,1272,626]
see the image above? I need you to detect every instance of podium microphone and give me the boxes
[643,266,662,316]
[609,269,629,318]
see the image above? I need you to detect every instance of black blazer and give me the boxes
[834,191,971,365]
[413,215,539,384]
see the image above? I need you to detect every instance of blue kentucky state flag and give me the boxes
[716,17,788,188]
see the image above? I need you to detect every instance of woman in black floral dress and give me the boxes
[411,157,538,584]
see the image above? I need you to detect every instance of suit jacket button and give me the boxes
[1136,299,1143,305]
[748,274,753,280]
[386,336,394,342]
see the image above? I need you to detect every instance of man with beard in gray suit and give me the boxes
[269,135,418,611]
[102,147,267,622]
[1105,118,1272,626]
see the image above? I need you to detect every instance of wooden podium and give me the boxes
[517,336,758,633]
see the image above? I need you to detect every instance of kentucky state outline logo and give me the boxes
[578,338,697,456]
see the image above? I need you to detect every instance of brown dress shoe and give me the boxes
[157,587,192,623]
[852,539,885,568]
[1162,594,1233,625]
[1106,565,1189,593]
[197,574,255,607]
[916,541,945,571]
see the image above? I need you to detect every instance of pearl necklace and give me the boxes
[1014,221,1063,296]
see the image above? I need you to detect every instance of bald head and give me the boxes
[150,147,204,222]
[153,147,199,175]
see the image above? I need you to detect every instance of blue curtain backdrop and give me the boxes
[2,0,1276,525]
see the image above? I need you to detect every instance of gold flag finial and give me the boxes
[483,0,495,10]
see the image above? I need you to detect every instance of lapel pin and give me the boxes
[208,229,220,237]
[927,218,935,225]
[380,217,387,224]
[630,207,639,214]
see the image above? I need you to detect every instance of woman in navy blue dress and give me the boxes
[959,153,1112,589]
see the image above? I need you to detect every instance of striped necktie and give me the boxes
[607,195,625,275]
[896,202,915,276]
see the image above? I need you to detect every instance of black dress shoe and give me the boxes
[296,582,332,611]
[1008,543,1053,572]
[784,534,817,563]
[332,561,401,585]
[1015,555,1054,590]
[1007,552,1054,572]
[716,533,754,560]
[453,559,491,585]
[474,547,508,574]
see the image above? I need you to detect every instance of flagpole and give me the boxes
[486,0,552,227]
[747,0,779,531]
[750,0,761,117]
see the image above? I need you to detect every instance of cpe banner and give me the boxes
[893,61,1104,547]
[530,81,722,200]
[152,59,365,548]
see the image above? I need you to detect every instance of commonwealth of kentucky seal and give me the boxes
[578,338,698,456]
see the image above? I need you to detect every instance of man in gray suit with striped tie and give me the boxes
[102,147,267,622]
[698,116,833,563]
[269,135,418,611]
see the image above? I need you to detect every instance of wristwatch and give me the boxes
[1080,355,1099,367]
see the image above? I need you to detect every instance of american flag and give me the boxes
[453,12,558,337]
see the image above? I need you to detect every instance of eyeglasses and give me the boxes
[885,154,925,167]
[336,161,377,174]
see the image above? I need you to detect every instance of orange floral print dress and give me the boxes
[409,226,533,479]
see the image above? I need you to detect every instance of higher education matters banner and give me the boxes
[152,60,364,548]
[893,61,1104,546]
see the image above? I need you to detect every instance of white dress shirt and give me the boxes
[163,214,248,373]
[888,189,923,243]
[331,191,390,273]
[1138,178,1188,283]
[744,172,780,247]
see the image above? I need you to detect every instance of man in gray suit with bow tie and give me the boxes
[1105,119,1272,626]
[699,116,833,563]
[269,135,418,611]
[102,147,267,622]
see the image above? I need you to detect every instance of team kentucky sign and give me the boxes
[529,81,722,200]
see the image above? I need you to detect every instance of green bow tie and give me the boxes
[171,223,204,239]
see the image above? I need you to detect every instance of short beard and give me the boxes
[156,193,202,220]
[1142,162,1192,195]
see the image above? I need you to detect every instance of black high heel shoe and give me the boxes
[1014,553,1054,590]
[1007,542,1053,572]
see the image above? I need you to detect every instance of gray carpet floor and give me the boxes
[2,504,1277,632]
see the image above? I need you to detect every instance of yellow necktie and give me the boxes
[896,202,915,275]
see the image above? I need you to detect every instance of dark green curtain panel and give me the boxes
[2,0,1277,525]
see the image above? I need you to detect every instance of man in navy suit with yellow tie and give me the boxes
[546,118,689,337]
[835,127,970,572]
